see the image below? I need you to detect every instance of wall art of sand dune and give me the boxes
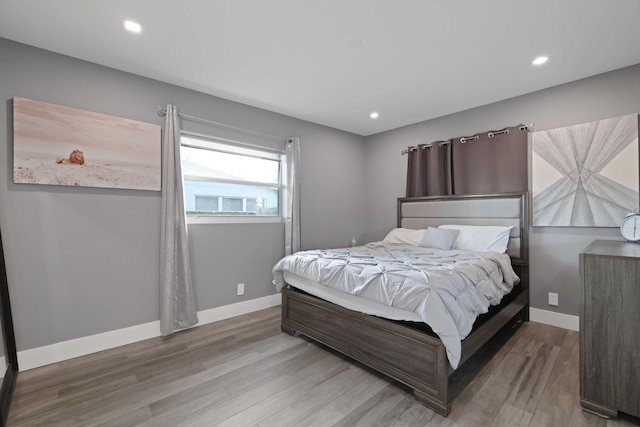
[13,97,161,191]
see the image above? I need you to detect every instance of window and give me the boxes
[181,134,282,222]
[194,195,219,212]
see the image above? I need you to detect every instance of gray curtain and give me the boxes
[285,137,301,255]
[451,126,527,195]
[406,141,452,197]
[160,105,198,336]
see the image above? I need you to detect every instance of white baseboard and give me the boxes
[529,307,579,331]
[18,297,574,372]
[18,293,282,372]
[196,293,281,325]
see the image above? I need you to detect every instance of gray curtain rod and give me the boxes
[401,124,534,155]
[157,106,285,142]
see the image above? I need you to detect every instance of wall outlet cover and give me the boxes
[548,292,559,306]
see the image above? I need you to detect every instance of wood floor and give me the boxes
[7,307,640,427]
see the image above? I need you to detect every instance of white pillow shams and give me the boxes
[383,228,427,246]
[438,224,513,253]
[419,227,459,250]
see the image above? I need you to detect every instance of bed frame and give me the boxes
[280,192,529,416]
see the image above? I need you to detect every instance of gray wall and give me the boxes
[364,63,640,317]
[3,34,639,355]
[0,38,366,352]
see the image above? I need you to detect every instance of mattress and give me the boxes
[282,270,423,322]
[273,242,520,368]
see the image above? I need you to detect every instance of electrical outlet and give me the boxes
[237,283,245,296]
[548,292,558,306]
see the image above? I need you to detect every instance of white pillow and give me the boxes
[438,225,513,253]
[419,227,459,250]
[383,228,427,246]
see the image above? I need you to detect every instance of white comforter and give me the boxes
[272,242,520,369]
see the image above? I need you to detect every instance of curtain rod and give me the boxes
[157,106,285,142]
[401,124,534,155]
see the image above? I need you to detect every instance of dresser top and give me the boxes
[581,239,640,258]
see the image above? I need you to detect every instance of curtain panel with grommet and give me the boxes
[160,104,198,336]
[405,125,528,197]
[284,137,301,255]
[405,140,452,197]
[451,125,528,195]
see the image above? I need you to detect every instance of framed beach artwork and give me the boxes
[13,97,161,191]
[531,113,639,227]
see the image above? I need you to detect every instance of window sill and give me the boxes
[186,216,284,225]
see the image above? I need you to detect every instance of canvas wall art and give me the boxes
[532,113,639,227]
[13,97,161,191]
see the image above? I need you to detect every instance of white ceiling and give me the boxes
[2,0,640,136]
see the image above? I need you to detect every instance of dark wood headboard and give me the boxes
[397,192,528,265]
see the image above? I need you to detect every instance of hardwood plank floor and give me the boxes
[7,307,640,426]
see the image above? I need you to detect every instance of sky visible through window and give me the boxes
[181,139,279,184]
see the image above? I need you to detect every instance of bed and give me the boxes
[274,192,529,416]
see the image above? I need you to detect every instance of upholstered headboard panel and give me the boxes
[397,192,528,265]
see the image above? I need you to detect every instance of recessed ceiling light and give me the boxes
[346,39,363,50]
[370,112,380,119]
[532,56,549,66]
[124,20,142,33]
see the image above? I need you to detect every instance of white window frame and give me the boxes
[181,131,285,225]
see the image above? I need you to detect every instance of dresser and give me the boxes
[579,240,640,418]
